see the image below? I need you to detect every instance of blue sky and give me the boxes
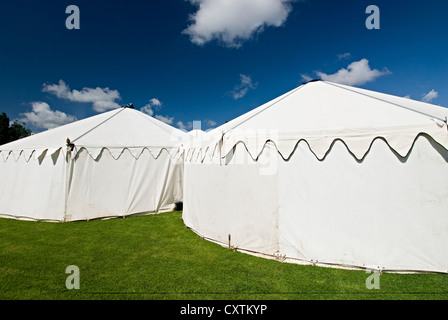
[0,0,447,132]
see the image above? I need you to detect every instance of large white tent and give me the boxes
[183,80,448,273]
[0,106,187,222]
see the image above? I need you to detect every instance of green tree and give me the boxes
[0,112,9,145]
[0,112,32,145]
[9,120,32,142]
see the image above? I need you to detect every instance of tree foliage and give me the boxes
[0,112,32,145]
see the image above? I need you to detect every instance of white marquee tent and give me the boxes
[0,106,187,222]
[183,80,448,273]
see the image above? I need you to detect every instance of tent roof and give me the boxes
[188,129,206,138]
[0,107,188,161]
[192,80,448,161]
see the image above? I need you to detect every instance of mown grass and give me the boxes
[0,211,447,300]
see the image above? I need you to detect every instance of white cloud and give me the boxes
[205,119,217,128]
[337,52,351,60]
[300,74,313,83]
[140,98,163,116]
[421,89,438,103]
[42,80,70,98]
[155,115,174,125]
[403,94,411,99]
[302,59,391,86]
[140,97,177,127]
[230,74,257,99]
[149,98,162,107]
[42,80,121,112]
[20,102,77,130]
[140,105,154,116]
[183,0,294,48]
[177,120,193,131]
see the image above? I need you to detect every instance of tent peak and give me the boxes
[122,103,135,109]
[302,79,322,85]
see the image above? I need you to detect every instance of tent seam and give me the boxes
[324,81,447,122]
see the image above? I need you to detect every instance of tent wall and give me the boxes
[183,136,448,273]
[0,150,66,222]
[0,147,183,222]
[183,143,279,254]
[65,148,183,221]
[278,136,448,272]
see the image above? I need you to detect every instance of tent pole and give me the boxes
[63,144,72,222]
[219,132,224,166]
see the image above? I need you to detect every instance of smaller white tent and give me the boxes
[0,106,187,222]
[183,80,448,273]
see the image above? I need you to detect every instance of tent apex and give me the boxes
[122,103,135,109]
[302,78,322,85]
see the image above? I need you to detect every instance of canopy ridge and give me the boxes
[324,81,447,123]
[71,107,125,144]
[224,84,306,134]
[133,106,180,135]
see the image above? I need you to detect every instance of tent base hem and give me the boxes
[185,225,448,275]
[0,203,178,223]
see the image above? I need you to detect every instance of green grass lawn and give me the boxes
[0,211,447,300]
